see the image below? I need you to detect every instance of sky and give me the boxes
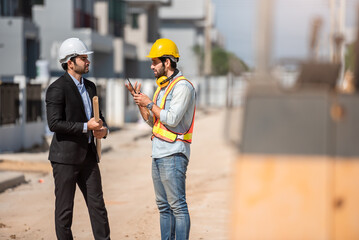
[212,0,359,68]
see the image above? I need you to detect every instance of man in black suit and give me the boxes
[45,38,110,240]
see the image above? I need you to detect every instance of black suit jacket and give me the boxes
[45,72,106,164]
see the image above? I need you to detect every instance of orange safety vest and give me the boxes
[151,76,195,143]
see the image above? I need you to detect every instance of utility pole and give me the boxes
[255,0,275,84]
[329,0,346,63]
[354,4,359,89]
[204,0,212,76]
[330,0,346,88]
[329,0,336,61]
[204,0,212,104]
[309,17,323,61]
[339,0,346,66]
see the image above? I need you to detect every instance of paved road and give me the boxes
[0,108,237,240]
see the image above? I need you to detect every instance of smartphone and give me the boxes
[126,78,139,94]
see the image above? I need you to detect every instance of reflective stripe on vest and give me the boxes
[151,76,195,143]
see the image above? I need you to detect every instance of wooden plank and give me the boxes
[231,154,331,240]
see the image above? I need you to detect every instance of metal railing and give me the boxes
[74,9,98,31]
[0,83,20,125]
[26,84,42,122]
[0,82,43,126]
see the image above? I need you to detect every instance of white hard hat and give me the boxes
[58,38,93,63]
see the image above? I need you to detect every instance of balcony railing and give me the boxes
[109,20,124,37]
[0,83,20,125]
[74,9,98,32]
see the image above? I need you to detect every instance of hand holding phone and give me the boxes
[126,78,140,94]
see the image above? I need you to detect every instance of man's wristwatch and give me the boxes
[146,102,154,110]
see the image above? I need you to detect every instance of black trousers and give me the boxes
[51,146,110,240]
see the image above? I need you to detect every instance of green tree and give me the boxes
[193,45,204,76]
[345,42,355,72]
[228,53,249,75]
[193,45,249,76]
[212,46,230,75]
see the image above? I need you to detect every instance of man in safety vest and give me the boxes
[125,38,195,240]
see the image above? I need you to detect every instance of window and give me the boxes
[131,13,139,29]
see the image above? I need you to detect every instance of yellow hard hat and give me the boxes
[146,38,180,59]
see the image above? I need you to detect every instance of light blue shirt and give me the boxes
[148,71,196,160]
[69,73,92,141]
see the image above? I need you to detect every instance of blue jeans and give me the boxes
[152,153,190,240]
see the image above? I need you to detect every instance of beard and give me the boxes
[74,63,89,75]
[71,58,89,75]
[155,66,166,78]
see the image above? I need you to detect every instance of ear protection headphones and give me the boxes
[156,69,179,88]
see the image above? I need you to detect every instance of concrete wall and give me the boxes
[0,18,38,77]
[159,0,207,78]
[0,76,46,152]
[159,0,205,19]
[113,38,125,77]
[160,24,200,78]
[33,0,74,72]
[125,9,153,78]
[125,3,163,78]
[0,122,45,152]
[0,18,24,76]
[105,78,127,126]
[192,75,245,107]
[125,10,148,57]
[94,1,109,36]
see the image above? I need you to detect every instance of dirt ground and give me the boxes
[0,108,238,240]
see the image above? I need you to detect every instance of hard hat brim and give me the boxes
[146,53,180,59]
[59,51,93,63]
